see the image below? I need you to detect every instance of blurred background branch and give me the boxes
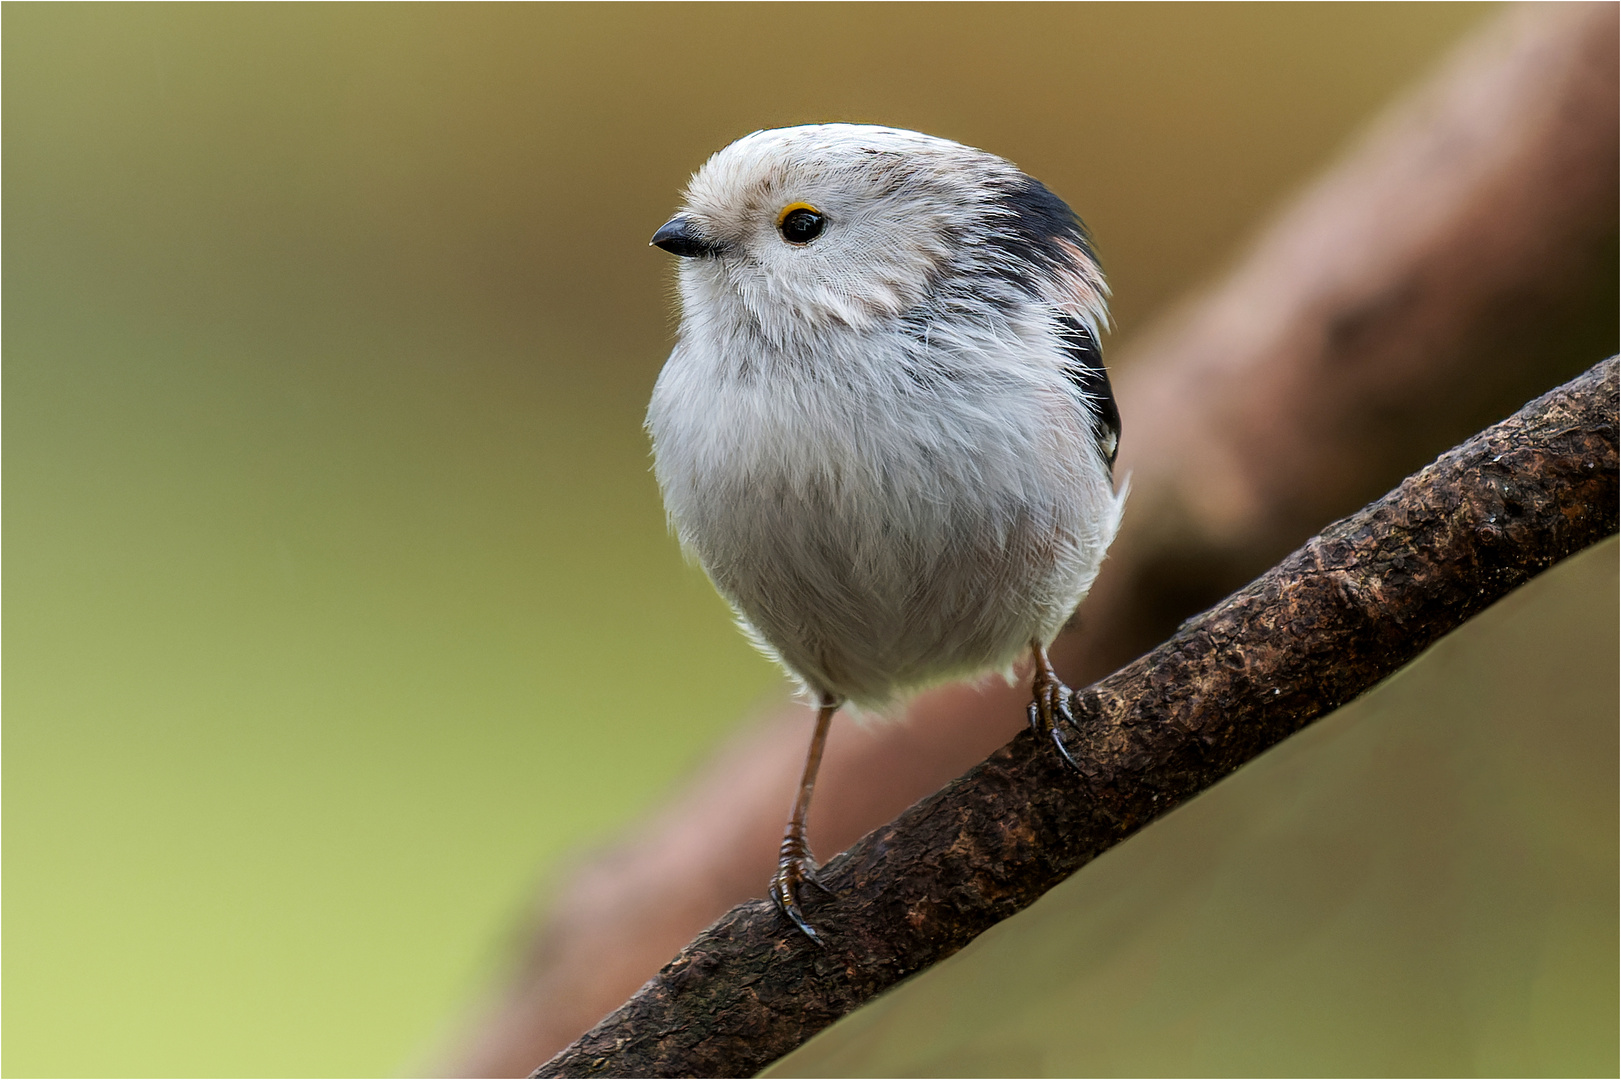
[433,5,1618,1075]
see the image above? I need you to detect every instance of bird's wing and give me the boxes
[1055,314,1120,471]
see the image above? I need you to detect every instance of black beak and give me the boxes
[651,215,719,258]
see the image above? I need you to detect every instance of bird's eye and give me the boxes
[777,203,826,245]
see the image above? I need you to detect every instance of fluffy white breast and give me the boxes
[646,124,1122,707]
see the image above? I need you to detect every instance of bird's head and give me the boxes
[651,124,1107,349]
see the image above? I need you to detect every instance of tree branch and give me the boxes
[535,355,1618,1078]
[436,10,1618,1073]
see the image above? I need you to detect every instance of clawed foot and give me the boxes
[770,844,832,946]
[1028,644,1083,773]
[771,698,839,946]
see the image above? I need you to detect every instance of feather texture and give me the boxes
[647,124,1124,708]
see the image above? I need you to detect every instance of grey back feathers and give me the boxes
[647,124,1125,709]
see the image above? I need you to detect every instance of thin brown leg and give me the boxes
[1028,640,1082,772]
[769,696,838,944]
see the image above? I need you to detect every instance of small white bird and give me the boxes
[646,124,1124,942]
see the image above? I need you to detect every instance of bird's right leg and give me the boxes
[769,696,838,945]
[1027,640,1083,772]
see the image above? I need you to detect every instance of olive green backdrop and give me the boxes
[7,4,1569,1076]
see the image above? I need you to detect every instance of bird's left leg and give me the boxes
[769,696,839,945]
[1027,640,1082,772]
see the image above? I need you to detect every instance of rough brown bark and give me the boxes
[534,356,1618,1078]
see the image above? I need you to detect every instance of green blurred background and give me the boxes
[9,3,1588,1076]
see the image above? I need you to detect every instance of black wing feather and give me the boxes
[1056,315,1120,471]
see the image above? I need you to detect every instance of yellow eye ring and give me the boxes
[777,202,826,245]
[776,202,821,227]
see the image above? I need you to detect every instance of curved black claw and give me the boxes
[1049,719,1083,773]
[770,857,826,946]
[1030,666,1084,774]
[803,872,836,896]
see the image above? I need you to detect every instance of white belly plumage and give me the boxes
[648,336,1123,709]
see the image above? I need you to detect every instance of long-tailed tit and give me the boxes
[647,124,1124,942]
